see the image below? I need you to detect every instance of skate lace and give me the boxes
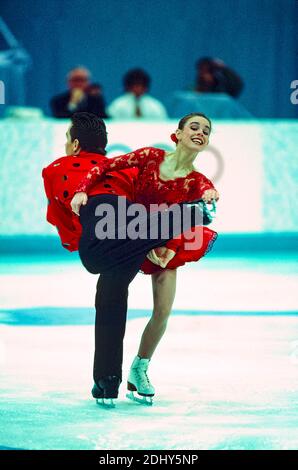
[135,367,151,386]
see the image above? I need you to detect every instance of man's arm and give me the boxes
[42,167,80,251]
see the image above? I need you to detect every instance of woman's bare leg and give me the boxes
[137,269,177,359]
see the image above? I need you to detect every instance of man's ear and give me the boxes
[73,139,80,153]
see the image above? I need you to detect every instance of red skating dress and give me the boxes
[75,147,218,274]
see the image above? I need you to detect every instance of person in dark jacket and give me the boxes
[50,67,107,118]
[195,57,244,98]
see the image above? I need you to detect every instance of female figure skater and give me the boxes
[71,112,219,405]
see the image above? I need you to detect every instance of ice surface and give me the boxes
[0,254,297,450]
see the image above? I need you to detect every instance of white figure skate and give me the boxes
[126,356,155,406]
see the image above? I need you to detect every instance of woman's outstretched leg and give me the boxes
[79,194,205,274]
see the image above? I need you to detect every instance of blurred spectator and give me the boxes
[194,57,244,98]
[107,68,167,119]
[50,67,107,118]
[86,82,103,97]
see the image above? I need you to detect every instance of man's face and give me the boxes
[68,73,89,91]
[65,124,79,155]
[198,63,214,84]
[129,83,147,97]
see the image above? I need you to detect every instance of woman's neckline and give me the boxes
[156,150,197,182]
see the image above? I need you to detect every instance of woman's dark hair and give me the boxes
[70,112,107,154]
[123,68,151,90]
[178,112,212,133]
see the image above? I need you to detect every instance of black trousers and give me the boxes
[78,194,203,383]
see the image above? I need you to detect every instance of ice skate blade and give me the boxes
[126,391,153,406]
[96,397,116,408]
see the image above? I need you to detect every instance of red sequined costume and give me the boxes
[75,147,218,274]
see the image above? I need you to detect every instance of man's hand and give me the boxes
[71,192,88,216]
[201,189,219,203]
[146,246,176,268]
[70,88,85,105]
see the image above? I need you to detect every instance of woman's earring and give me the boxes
[170,133,178,143]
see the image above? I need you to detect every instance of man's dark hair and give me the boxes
[123,68,151,91]
[70,112,107,154]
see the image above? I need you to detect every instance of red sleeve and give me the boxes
[194,172,216,199]
[75,147,151,194]
[42,167,80,252]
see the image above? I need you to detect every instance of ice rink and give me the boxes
[0,252,297,450]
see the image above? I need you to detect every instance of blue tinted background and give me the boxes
[1,0,297,118]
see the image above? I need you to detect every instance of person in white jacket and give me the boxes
[107,68,168,119]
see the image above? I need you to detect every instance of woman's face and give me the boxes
[176,116,211,152]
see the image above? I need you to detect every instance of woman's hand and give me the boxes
[201,189,219,203]
[71,192,88,216]
[146,247,176,268]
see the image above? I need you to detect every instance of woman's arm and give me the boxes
[191,172,219,202]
